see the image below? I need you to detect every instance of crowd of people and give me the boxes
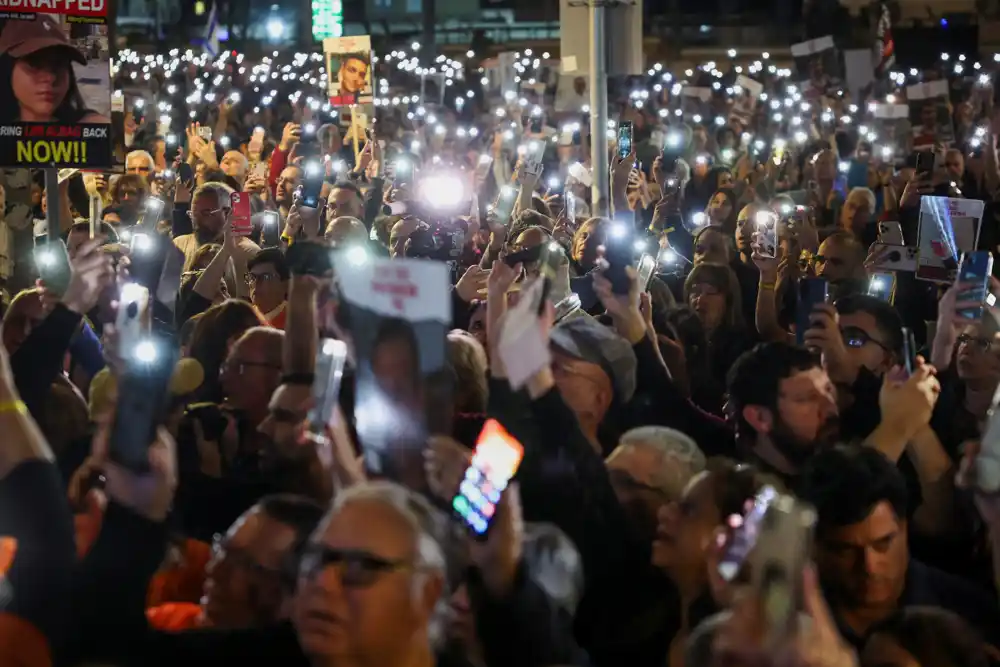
[3,35,1000,667]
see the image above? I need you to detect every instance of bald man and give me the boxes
[220,150,250,186]
[325,216,368,246]
[220,326,284,426]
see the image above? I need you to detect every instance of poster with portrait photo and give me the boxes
[791,35,844,98]
[334,253,451,493]
[680,86,711,116]
[871,103,910,155]
[0,6,112,168]
[729,75,763,126]
[906,79,955,150]
[324,35,374,108]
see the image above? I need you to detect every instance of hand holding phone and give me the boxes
[637,253,656,291]
[756,211,778,258]
[956,251,994,321]
[602,221,635,295]
[796,278,828,347]
[617,121,634,160]
[452,419,525,539]
[307,339,348,440]
[230,192,252,237]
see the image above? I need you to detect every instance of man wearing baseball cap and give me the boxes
[549,315,638,453]
[0,14,109,124]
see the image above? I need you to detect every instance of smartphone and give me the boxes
[138,197,164,229]
[115,283,150,354]
[197,125,212,141]
[177,162,194,186]
[796,278,829,347]
[617,121,634,160]
[718,485,779,582]
[251,126,265,148]
[286,240,333,276]
[504,243,543,267]
[523,141,546,179]
[637,253,656,291]
[901,326,917,376]
[307,338,348,439]
[956,251,994,321]
[391,158,412,185]
[89,194,103,240]
[565,191,577,221]
[756,210,778,258]
[749,493,817,651]
[492,185,518,227]
[877,220,905,246]
[252,161,268,179]
[530,109,545,134]
[230,192,253,236]
[261,210,281,247]
[977,385,1000,493]
[867,272,896,303]
[603,220,634,295]
[109,332,179,472]
[915,150,935,179]
[537,242,565,315]
[33,239,72,297]
[300,160,324,209]
[452,418,525,539]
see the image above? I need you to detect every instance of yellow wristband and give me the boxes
[760,282,776,291]
[280,233,295,246]
[0,400,26,416]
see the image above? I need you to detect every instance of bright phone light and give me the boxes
[691,212,707,227]
[120,282,145,305]
[838,161,850,173]
[304,122,316,134]
[266,18,285,40]
[609,223,628,239]
[134,340,159,364]
[547,176,560,189]
[695,155,708,166]
[881,146,893,159]
[478,154,491,165]
[36,248,55,267]
[304,160,322,177]
[633,239,647,252]
[658,248,677,264]
[264,212,279,226]
[667,132,681,147]
[418,173,467,209]
[131,233,152,252]
[346,245,369,266]
[500,185,516,199]
[755,211,774,226]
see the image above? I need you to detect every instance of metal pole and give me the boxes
[45,169,60,241]
[589,1,609,216]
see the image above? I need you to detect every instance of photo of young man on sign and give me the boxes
[323,35,373,108]
[0,9,111,169]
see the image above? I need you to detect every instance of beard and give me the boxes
[769,412,841,469]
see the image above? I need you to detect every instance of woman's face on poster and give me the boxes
[339,56,368,94]
[12,49,70,121]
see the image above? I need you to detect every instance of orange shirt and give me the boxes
[266,302,287,330]
[146,603,205,631]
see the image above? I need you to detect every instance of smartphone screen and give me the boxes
[530,112,544,134]
[603,220,634,294]
[756,211,778,258]
[261,210,281,247]
[796,278,829,346]
[300,160,324,209]
[637,253,656,291]
[109,332,179,472]
[138,197,164,229]
[565,191,577,221]
[307,338,348,438]
[901,326,917,376]
[197,125,212,141]
[718,486,779,581]
[452,419,525,539]
[537,241,565,314]
[115,283,150,352]
[33,239,72,297]
[915,150,935,178]
[957,251,994,320]
[867,272,896,303]
[89,194,103,239]
[493,185,518,226]
[230,192,253,236]
[178,162,194,185]
[617,121,634,160]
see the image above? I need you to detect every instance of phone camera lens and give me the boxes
[888,251,901,262]
[126,302,139,319]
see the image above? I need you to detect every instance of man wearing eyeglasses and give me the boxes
[247,248,290,329]
[173,181,261,275]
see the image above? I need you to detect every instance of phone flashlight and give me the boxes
[304,123,316,135]
[695,155,708,166]
[131,232,153,253]
[691,212,707,227]
[881,146,894,159]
